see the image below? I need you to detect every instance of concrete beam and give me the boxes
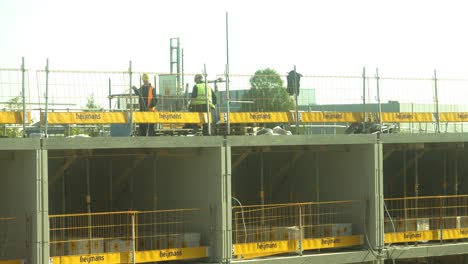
[227,250,378,264]
[0,138,40,150]
[49,155,77,186]
[274,152,304,194]
[381,133,468,144]
[385,242,468,260]
[232,152,250,170]
[227,135,377,147]
[42,137,225,150]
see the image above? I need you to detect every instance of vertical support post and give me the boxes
[415,150,419,221]
[21,57,27,137]
[260,151,264,206]
[38,149,50,264]
[294,65,300,135]
[376,68,383,133]
[153,155,158,210]
[403,151,408,231]
[108,78,112,110]
[204,64,211,135]
[298,205,303,256]
[260,151,265,229]
[177,39,181,96]
[131,213,136,264]
[109,160,113,211]
[86,156,92,243]
[443,151,447,196]
[45,59,49,137]
[434,70,440,133]
[226,12,231,135]
[129,61,133,136]
[362,67,366,132]
[182,48,185,107]
[455,150,459,195]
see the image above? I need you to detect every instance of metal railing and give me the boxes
[384,194,468,244]
[232,200,365,259]
[49,208,205,256]
[3,60,468,136]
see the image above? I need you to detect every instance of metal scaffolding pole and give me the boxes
[434,70,440,133]
[226,12,231,135]
[45,59,49,137]
[362,67,366,132]
[376,68,383,133]
[129,61,133,136]
[21,57,26,137]
[294,65,300,135]
[204,64,211,135]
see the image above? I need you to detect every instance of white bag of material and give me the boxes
[272,126,292,135]
[255,128,273,136]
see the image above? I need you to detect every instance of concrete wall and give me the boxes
[0,150,39,262]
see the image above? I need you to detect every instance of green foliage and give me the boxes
[241,68,294,112]
[84,94,103,112]
[1,96,23,138]
[6,96,22,110]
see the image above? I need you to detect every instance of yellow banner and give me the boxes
[50,252,124,264]
[300,112,362,123]
[46,112,127,124]
[440,112,468,122]
[380,112,434,123]
[384,230,439,243]
[302,235,363,250]
[133,112,207,124]
[233,240,296,260]
[441,228,468,240]
[222,112,292,124]
[0,112,31,124]
[135,247,209,262]
[0,260,24,264]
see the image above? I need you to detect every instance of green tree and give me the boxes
[84,94,103,111]
[0,96,23,138]
[241,68,294,112]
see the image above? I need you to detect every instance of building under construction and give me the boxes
[3,56,468,264]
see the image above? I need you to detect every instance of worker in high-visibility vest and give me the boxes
[189,74,217,112]
[133,73,157,136]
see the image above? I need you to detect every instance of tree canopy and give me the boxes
[241,68,294,112]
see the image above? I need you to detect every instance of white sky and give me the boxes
[1,0,468,77]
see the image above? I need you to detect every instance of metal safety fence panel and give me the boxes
[384,195,468,244]
[437,78,468,132]
[49,208,208,262]
[135,208,204,251]
[232,200,365,260]
[6,63,468,136]
[49,211,134,256]
[223,73,363,112]
[0,68,31,137]
[377,76,436,132]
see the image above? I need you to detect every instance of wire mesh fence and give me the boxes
[232,200,365,244]
[384,195,468,243]
[4,64,468,136]
[49,208,205,256]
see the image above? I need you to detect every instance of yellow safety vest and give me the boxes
[191,83,215,109]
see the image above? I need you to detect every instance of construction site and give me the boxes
[3,40,468,264]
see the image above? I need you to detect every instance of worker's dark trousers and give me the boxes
[139,123,155,136]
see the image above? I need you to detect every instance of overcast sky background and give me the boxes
[1,0,468,78]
